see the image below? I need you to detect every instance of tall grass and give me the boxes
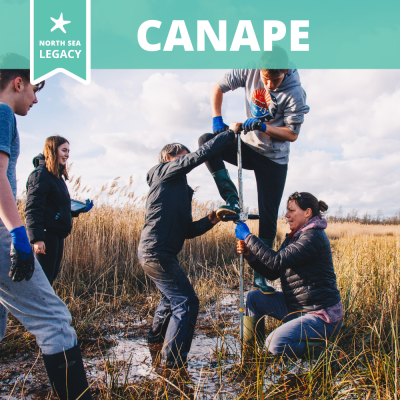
[5,179,399,399]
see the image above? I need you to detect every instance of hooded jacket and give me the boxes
[246,217,341,312]
[218,69,310,164]
[139,130,236,256]
[25,154,73,242]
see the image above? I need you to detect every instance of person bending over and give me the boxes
[0,60,92,398]
[199,47,310,294]
[138,124,240,369]
[235,192,343,358]
[25,136,93,285]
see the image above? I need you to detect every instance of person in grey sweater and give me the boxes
[199,47,310,294]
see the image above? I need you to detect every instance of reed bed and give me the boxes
[1,179,398,399]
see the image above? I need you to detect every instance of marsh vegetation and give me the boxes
[1,178,399,399]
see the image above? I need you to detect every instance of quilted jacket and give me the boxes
[246,224,341,312]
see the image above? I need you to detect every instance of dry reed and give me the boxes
[2,178,398,399]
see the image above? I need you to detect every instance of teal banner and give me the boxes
[0,0,399,69]
[30,0,90,84]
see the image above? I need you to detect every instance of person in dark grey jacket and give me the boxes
[138,125,239,369]
[235,192,343,358]
[25,136,93,284]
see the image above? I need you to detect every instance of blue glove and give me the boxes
[235,221,252,240]
[9,226,35,282]
[243,118,266,133]
[84,199,94,213]
[10,226,32,253]
[213,116,229,134]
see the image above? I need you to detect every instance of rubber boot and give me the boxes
[42,344,93,400]
[211,169,240,220]
[243,316,265,359]
[253,238,276,294]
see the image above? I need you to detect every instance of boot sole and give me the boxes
[216,208,238,220]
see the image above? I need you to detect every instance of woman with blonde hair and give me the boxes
[25,136,93,284]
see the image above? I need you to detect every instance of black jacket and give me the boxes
[247,228,341,312]
[139,130,236,256]
[25,154,73,242]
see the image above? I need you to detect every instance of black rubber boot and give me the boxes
[42,344,93,400]
[211,169,240,220]
[253,238,276,294]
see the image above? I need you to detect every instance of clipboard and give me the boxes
[71,199,87,213]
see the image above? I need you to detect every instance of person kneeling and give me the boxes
[236,192,343,358]
[138,125,239,369]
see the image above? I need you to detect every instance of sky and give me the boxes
[15,69,400,217]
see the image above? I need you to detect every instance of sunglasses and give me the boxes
[290,191,310,208]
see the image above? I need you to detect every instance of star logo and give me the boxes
[50,13,71,34]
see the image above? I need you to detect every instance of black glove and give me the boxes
[9,244,35,282]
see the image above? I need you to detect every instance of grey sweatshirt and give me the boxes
[218,69,309,164]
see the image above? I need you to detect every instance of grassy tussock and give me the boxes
[4,184,399,399]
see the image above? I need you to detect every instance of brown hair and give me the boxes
[258,45,289,75]
[158,143,190,163]
[43,136,69,179]
[288,192,328,218]
[0,69,45,91]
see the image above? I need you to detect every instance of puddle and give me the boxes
[86,293,243,398]
[1,288,341,399]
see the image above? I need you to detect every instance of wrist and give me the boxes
[10,226,32,253]
[262,123,267,132]
[245,234,252,244]
[10,226,26,238]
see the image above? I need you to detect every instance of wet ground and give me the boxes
[0,289,325,399]
[0,293,245,399]
[85,293,245,398]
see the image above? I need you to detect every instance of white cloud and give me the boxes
[140,73,212,130]
[15,70,400,217]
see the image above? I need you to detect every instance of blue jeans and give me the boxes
[246,290,342,357]
[139,252,199,368]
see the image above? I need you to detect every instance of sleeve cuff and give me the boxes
[286,124,301,135]
[0,145,11,157]
[27,228,45,244]
[217,77,231,93]
[244,253,257,262]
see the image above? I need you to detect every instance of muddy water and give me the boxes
[1,291,307,399]
[86,293,244,398]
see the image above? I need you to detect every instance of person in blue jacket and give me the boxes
[138,124,241,369]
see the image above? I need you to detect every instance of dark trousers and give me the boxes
[199,133,287,240]
[35,231,64,285]
[139,252,199,368]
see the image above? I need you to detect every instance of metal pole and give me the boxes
[237,134,244,362]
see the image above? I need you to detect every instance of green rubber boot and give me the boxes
[243,316,266,358]
[211,169,240,220]
[302,341,325,360]
[253,238,276,294]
